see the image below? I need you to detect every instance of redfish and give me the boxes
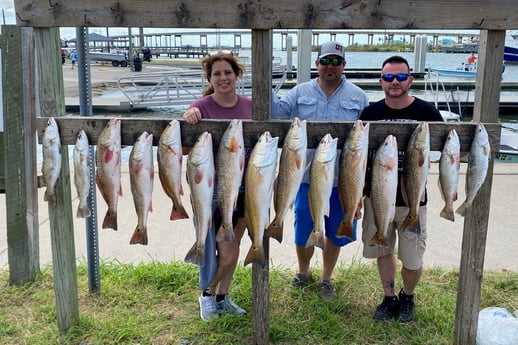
[244,131,279,267]
[158,119,189,221]
[266,117,307,243]
[401,122,430,232]
[95,118,122,230]
[337,120,369,239]
[185,132,215,266]
[215,119,245,242]
[306,134,338,249]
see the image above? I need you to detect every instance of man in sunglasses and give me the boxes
[271,41,369,301]
[360,55,443,323]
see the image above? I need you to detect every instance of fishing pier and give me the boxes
[2,1,514,344]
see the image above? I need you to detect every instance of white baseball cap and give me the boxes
[318,41,345,58]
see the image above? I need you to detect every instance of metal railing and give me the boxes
[117,64,288,109]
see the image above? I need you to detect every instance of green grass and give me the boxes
[0,261,516,345]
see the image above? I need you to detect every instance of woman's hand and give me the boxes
[183,107,202,124]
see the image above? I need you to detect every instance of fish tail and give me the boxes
[336,218,354,240]
[171,205,189,221]
[76,204,91,218]
[400,211,420,232]
[243,245,265,267]
[456,202,468,217]
[129,225,148,245]
[265,219,283,243]
[216,223,236,242]
[370,234,388,248]
[184,243,205,266]
[102,209,118,230]
[305,230,325,249]
[440,207,455,222]
[44,188,54,202]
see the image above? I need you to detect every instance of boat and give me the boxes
[89,51,129,67]
[431,64,477,78]
[504,45,518,63]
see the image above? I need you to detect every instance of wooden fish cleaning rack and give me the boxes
[4,1,511,344]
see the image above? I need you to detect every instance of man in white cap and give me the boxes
[271,41,368,301]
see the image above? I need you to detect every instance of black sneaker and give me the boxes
[318,280,337,301]
[373,295,399,321]
[292,272,311,289]
[398,288,415,323]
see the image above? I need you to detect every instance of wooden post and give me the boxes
[35,27,79,331]
[454,29,504,345]
[251,29,272,345]
[2,26,40,284]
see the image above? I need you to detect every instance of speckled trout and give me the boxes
[73,129,91,218]
[370,135,398,247]
[438,129,460,221]
[42,117,62,203]
[129,132,154,245]
[456,123,490,216]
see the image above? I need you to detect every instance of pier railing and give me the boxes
[117,64,288,109]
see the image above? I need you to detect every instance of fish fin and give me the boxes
[102,209,118,230]
[129,225,148,245]
[131,162,144,174]
[149,202,153,213]
[265,218,283,243]
[400,175,409,206]
[119,184,123,197]
[104,149,113,163]
[229,136,240,153]
[453,191,458,202]
[243,245,265,267]
[194,168,204,184]
[184,243,205,267]
[336,219,354,240]
[305,230,325,249]
[400,211,420,232]
[44,189,53,202]
[216,223,236,242]
[456,202,468,217]
[295,153,303,170]
[440,208,455,222]
[76,205,91,218]
[171,205,189,220]
[370,234,388,248]
[180,184,184,196]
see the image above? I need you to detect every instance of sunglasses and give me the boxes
[381,73,410,82]
[319,57,344,66]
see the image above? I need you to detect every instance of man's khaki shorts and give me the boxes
[362,197,427,270]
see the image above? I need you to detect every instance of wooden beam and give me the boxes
[251,29,272,345]
[2,26,40,285]
[35,117,501,152]
[13,0,518,30]
[454,29,505,345]
[35,28,79,331]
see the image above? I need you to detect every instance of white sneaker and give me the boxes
[199,294,219,321]
[216,295,247,316]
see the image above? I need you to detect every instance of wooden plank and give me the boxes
[13,0,518,30]
[2,26,40,284]
[35,28,79,331]
[454,29,505,345]
[35,116,501,152]
[251,29,271,345]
